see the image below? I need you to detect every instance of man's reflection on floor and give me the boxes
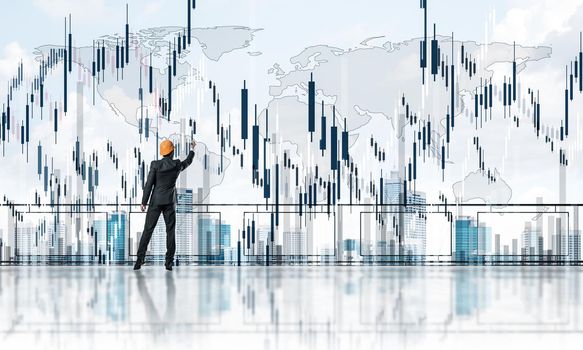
[135,271,176,337]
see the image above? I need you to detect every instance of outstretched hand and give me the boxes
[191,140,197,150]
[140,204,146,212]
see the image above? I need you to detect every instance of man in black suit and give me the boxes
[134,139,197,271]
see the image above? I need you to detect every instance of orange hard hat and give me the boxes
[160,139,175,156]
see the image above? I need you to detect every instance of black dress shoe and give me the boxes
[133,258,145,270]
[165,263,173,271]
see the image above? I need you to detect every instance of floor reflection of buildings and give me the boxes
[106,268,127,322]
[454,268,487,317]
[0,267,581,349]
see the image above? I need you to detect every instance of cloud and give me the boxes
[142,0,163,16]
[33,0,109,21]
[493,0,583,44]
[0,42,34,95]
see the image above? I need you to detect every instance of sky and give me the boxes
[2,0,580,83]
[0,0,508,54]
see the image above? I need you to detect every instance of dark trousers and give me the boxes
[137,203,176,264]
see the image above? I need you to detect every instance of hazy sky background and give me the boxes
[0,0,520,68]
[1,0,580,92]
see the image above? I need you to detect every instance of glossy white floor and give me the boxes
[0,265,582,349]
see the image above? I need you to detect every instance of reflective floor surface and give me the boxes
[1,265,583,349]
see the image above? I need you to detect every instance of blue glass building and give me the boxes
[455,217,491,264]
[198,216,230,262]
[107,211,127,262]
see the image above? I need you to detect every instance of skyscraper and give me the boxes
[455,217,490,264]
[107,211,127,262]
[93,219,107,258]
[16,226,34,260]
[456,218,475,262]
[402,191,427,260]
[176,188,193,256]
[48,221,67,263]
[283,231,306,257]
[201,218,232,262]
[220,223,231,261]
[569,231,581,262]
[198,216,220,262]
[521,222,541,262]
[383,173,427,262]
[255,226,270,258]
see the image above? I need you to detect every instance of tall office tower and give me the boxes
[573,208,581,263]
[48,221,67,262]
[16,226,34,260]
[283,231,306,261]
[556,216,568,262]
[404,191,427,261]
[107,211,127,262]
[569,232,581,262]
[522,221,541,262]
[219,223,231,261]
[477,222,492,260]
[256,226,270,257]
[455,217,488,264]
[47,222,55,256]
[383,172,427,262]
[382,175,401,261]
[455,218,474,262]
[198,216,220,262]
[454,217,484,263]
[197,217,229,262]
[176,188,193,256]
[57,222,67,256]
[94,219,107,258]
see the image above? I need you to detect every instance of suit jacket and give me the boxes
[141,151,195,206]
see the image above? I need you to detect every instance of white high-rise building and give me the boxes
[16,226,34,257]
[283,231,306,256]
[256,227,271,256]
[176,188,193,256]
[383,172,427,260]
[569,232,581,262]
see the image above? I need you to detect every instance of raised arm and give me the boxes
[180,140,197,171]
[141,161,157,206]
